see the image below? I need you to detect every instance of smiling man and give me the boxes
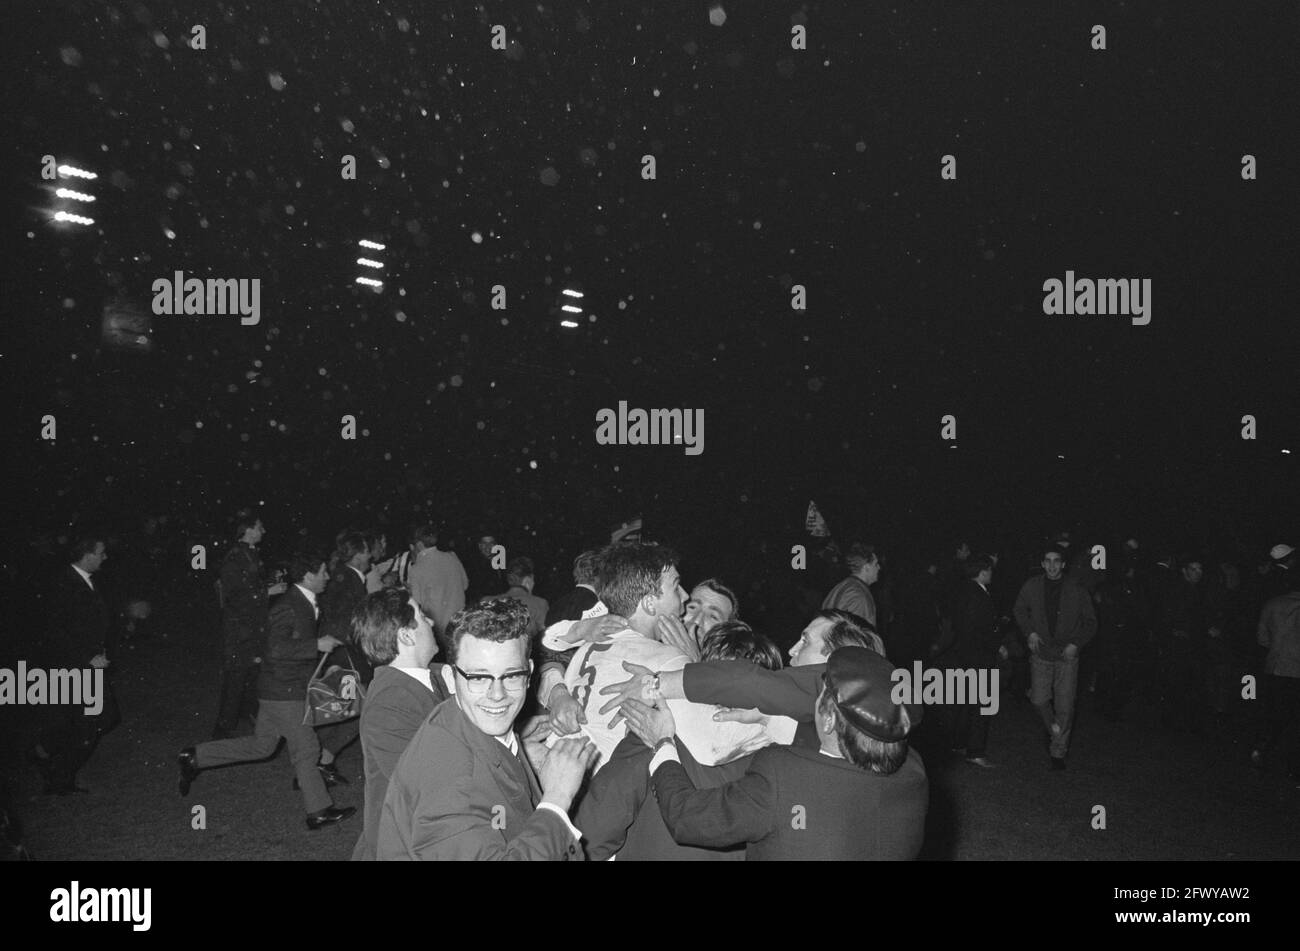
[376,598,597,860]
[789,609,886,666]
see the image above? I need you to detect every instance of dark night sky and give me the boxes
[5,1,1298,574]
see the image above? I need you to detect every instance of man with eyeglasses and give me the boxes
[377,598,597,860]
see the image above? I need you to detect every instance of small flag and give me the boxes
[805,501,829,537]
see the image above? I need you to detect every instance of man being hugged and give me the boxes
[563,541,797,768]
[377,598,597,860]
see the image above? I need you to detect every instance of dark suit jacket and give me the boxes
[257,586,321,701]
[683,661,824,724]
[537,586,601,670]
[321,566,373,685]
[652,743,928,860]
[219,543,267,660]
[47,566,110,668]
[351,664,449,861]
[545,585,600,626]
[577,733,748,861]
[377,699,584,861]
[939,580,1000,667]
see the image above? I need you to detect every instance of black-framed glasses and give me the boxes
[452,664,531,695]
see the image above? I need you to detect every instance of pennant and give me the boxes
[805,501,829,537]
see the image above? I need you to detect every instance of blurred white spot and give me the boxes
[709,4,727,26]
[471,231,482,243]
[268,72,286,91]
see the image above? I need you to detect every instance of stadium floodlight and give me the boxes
[57,164,98,180]
[356,258,384,269]
[559,319,580,328]
[355,276,384,288]
[55,188,96,202]
[561,288,584,299]
[358,239,386,251]
[561,304,583,314]
[54,211,95,226]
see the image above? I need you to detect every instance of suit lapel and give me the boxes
[446,703,536,828]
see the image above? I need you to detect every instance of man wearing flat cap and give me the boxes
[619,647,928,860]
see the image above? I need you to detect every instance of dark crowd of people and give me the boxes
[4,509,1298,861]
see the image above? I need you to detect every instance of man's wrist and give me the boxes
[540,793,574,813]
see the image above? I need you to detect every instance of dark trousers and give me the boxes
[195,699,332,815]
[1093,635,1132,720]
[1161,640,1205,731]
[953,703,992,757]
[216,660,261,733]
[1254,675,1300,776]
[42,681,119,789]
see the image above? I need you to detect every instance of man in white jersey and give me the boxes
[560,541,796,770]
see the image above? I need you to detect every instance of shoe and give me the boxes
[43,782,90,796]
[965,756,995,768]
[178,747,201,797]
[305,805,356,831]
[1050,757,1067,771]
[293,764,346,791]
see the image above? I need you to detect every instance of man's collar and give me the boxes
[294,583,317,605]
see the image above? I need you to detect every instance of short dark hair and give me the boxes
[353,588,418,665]
[816,683,910,775]
[964,555,995,579]
[572,549,600,586]
[411,523,438,548]
[506,556,535,587]
[335,531,369,566]
[815,609,885,658]
[287,552,325,585]
[233,508,261,538]
[596,541,679,617]
[700,621,782,670]
[1041,544,1067,563]
[446,597,532,664]
[70,534,106,561]
[693,577,740,621]
[845,543,878,573]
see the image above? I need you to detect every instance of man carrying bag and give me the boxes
[177,552,358,831]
